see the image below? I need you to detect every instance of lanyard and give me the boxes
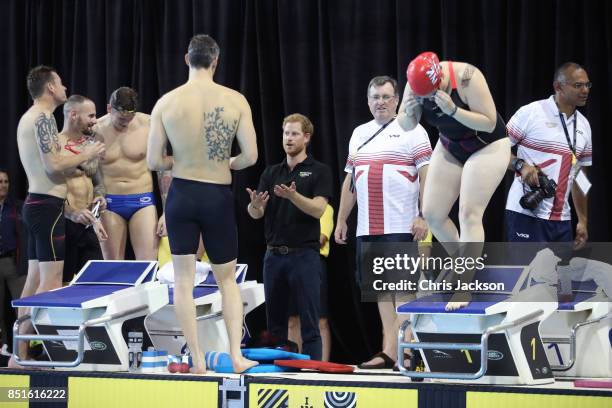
[356,117,395,152]
[558,112,577,163]
[350,117,395,192]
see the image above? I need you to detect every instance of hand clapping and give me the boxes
[273,182,297,199]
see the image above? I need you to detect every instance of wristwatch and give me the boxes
[512,158,525,173]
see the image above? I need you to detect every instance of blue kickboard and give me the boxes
[205,351,299,374]
[241,348,310,362]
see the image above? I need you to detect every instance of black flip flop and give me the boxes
[358,352,395,369]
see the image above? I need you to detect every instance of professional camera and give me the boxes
[519,171,557,210]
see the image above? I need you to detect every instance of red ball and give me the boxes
[179,363,190,373]
[168,362,180,373]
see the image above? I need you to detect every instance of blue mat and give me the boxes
[396,293,510,314]
[75,261,153,285]
[558,291,599,311]
[12,285,129,308]
[241,348,310,362]
[205,351,300,374]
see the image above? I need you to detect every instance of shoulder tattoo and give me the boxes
[461,64,475,88]
[203,107,238,162]
[35,113,60,154]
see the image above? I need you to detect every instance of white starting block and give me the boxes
[12,260,168,371]
[145,264,265,355]
[541,279,612,378]
[397,266,557,385]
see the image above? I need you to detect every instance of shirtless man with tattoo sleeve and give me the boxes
[147,34,258,374]
[10,66,104,367]
[60,95,108,282]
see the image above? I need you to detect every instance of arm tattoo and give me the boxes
[461,64,475,88]
[92,166,106,198]
[35,113,60,154]
[157,170,172,209]
[204,107,238,162]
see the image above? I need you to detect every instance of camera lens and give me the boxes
[519,189,546,210]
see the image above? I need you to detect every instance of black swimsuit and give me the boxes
[421,61,507,164]
[165,178,238,264]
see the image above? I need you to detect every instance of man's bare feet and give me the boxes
[231,355,258,373]
[6,355,45,370]
[190,361,207,375]
[7,355,23,369]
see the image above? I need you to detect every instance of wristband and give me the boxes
[512,158,525,173]
[449,105,458,117]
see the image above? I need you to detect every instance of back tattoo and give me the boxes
[204,107,238,162]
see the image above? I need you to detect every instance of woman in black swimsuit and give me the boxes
[397,52,510,310]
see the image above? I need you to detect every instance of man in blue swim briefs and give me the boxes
[95,87,159,260]
[147,34,259,374]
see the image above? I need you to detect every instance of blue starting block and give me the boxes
[144,264,265,355]
[541,278,612,378]
[12,260,167,371]
[396,266,557,384]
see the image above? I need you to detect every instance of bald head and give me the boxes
[553,62,591,109]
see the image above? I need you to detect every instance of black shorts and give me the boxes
[63,219,103,282]
[23,193,65,262]
[165,178,238,264]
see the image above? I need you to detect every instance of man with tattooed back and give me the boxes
[11,66,104,367]
[147,34,258,374]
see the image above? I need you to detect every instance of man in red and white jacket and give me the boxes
[506,62,592,248]
[335,75,431,369]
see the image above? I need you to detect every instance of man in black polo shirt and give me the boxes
[247,113,332,360]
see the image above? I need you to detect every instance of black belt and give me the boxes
[0,250,16,259]
[267,245,305,255]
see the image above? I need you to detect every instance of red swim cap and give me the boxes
[406,52,442,96]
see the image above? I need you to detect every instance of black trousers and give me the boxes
[263,247,322,360]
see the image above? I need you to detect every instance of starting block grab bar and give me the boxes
[542,311,612,372]
[12,304,149,368]
[397,309,544,380]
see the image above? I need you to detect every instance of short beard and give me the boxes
[285,146,305,157]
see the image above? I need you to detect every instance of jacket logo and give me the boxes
[516,232,530,239]
[299,171,312,178]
